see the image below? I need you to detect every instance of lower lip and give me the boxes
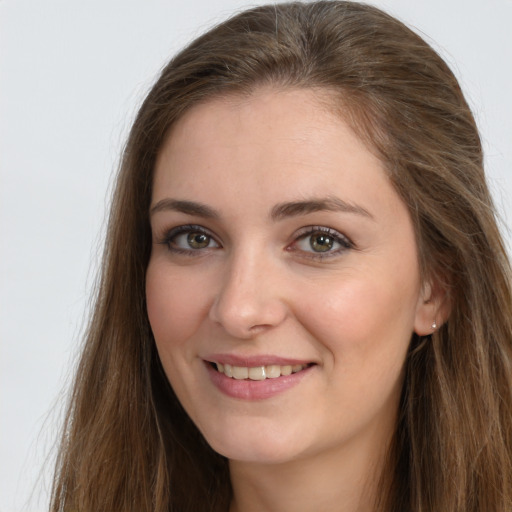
[205,362,314,400]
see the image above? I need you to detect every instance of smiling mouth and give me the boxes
[211,362,314,381]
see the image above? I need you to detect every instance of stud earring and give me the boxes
[431,320,437,331]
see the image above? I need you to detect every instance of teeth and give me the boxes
[232,366,249,380]
[265,365,281,378]
[215,363,308,380]
[248,366,266,380]
[280,365,292,376]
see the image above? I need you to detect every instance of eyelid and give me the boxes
[155,223,353,260]
[288,225,354,259]
[157,224,221,253]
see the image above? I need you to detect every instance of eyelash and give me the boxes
[157,224,354,259]
[290,226,353,260]
[158,224,219,255]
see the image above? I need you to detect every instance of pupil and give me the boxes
[187,232,209,248]
[310,233,333,252]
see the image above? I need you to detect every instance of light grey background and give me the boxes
[1,1,510,510]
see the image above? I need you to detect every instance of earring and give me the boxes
[431,320,437,331]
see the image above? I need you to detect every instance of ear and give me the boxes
[413,277,451,336]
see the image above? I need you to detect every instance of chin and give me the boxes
[213,442,300,465]
[199,419,310,465]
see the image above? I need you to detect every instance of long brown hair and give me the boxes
[50,2,512,511]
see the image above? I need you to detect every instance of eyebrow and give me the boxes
[150,199,220,218]
[270,196,374,221]
[149,196,373,221]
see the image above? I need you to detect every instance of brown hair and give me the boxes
[50,2,512,511]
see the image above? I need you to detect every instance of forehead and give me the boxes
[152,87,402,220]
[162,87,342,152]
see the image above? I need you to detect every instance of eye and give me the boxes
[183,231,212,249]
[292,227,352,257]
[159,225,220,253]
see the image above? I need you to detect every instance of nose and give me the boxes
[208,250,289,339]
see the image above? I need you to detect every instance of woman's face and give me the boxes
[146,88,433,465]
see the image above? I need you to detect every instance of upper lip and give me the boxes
[204,354,315,367]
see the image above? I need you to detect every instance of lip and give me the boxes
[205,353,313,367]
[204,357,315,400]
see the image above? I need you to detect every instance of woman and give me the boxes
[50,1,512,511]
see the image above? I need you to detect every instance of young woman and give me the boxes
[50,2,512,511]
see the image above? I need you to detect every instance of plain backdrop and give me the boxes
[1,1,511,510]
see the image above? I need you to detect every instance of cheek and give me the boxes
[296,276,418,425]
[145,262,211,350]
[296,271,420,365]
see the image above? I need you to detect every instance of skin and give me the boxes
[146,88,439,512]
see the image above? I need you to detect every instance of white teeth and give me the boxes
[215,363,309,380]
[232,366,249,380]
[248,366,266,380]
[265,365,281,379]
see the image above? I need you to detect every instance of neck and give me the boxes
[228,431,392,512]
